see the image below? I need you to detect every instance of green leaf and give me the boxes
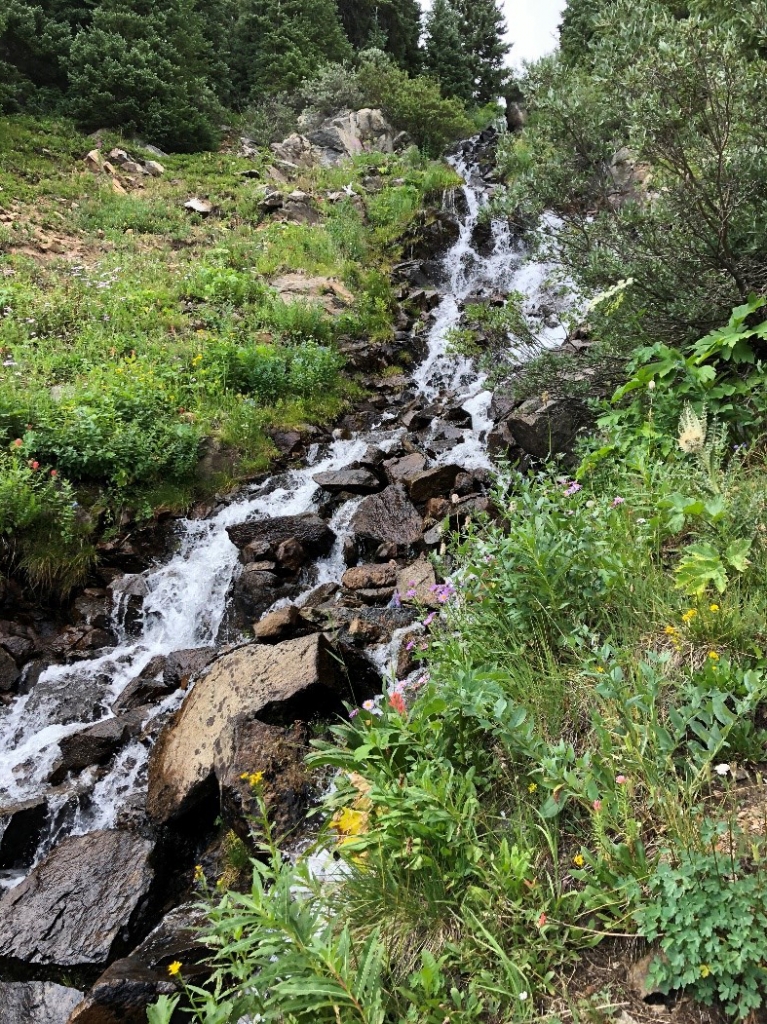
[725,538,752,573]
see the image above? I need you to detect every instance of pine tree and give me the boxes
[336,0,422,74]
[68,0,220,151]
[231,0,352,104]
[423,0,473,102]
[559,0,612,65]
[454,0,510,103]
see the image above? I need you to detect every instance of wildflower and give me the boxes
[563,481,582,497]
[29,460,39,471]
[596,666,605,673]
[423,612,437,627]
[528,782,538,794]
[700,964,711,978]
[714,763,730,776]
[648,380,656,391]
[681,609,698,624]
[709,603,720,613]
[50,469,57,477]
[664,625,678,636]
[389,692,407,715]
[168,961,182,977]
[537,912,547,927]
[611,496,625,507]
[405,587,417,599]
[573,854,585,867]
[519,992,529,1002]
[592,799,602,812]
[362,699,382,716]
[240,771,263,786]
[390,591,401,608]
[616,775,627,785]
[349,708,359,718]
[708,651,720,661]
[636,517,647,524]
[405,639,416,652]
[194,864,205,883]
[12,438,22,447]
[678,403,706,454]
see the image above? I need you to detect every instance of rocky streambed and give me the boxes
[0,128,579,1023]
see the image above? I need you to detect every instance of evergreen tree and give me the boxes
[231,0,351,104]
[454,0,510,103]
[68,0,220,151]
[336,0,422,74]
[424,0,473,102]
[559,0,612,65]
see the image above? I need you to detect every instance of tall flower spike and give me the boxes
[678,403,706,454]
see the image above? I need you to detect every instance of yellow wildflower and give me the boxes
[240,771,263,786]
[168,961,182,977]
[596,666,605,673]
[528,782,538,794]
[682,609,698,624]
[573,854,585,867]
[194,864,204,883]
[664,625,679,636]
[700,964,711,978]
[708,651,720,661]
[709,604,720,613]
[332,806,368,841]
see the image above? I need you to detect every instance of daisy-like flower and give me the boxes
[714,763,730,776]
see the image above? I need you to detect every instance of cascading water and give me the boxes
[0,131,572,891]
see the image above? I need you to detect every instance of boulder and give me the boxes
[275,537,307,574]
[49,711,144,784]
[397,559,438,608]
[0,982,82,1024]
[306,109,396,165]
[143,160,165,177]
[254,605,306,643]
[505,398,592,460]
[350,485,423,556]
[146,634,345,824]
[0,830,154,967]
[342,564,398,591]
[165,647,216,689]
[112,655,168,712]
[0,646,19,691]
[313,469,382,494]
[407,464,462,504]
[384,452,426,485]
[84,150,102,172]
[233,567,297,621]
[67,904,206,1024]
[0,796,50,870]
[227,513,334,558]
[183,198,213,215]
[269,272,355,314]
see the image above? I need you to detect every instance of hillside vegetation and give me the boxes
[0,117,457,592]
[147,3,767,1023]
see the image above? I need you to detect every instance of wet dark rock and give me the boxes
[453,471,477,496]
[384,452,426,485]
[505,397,593,460]
[1,633,36,667]
[72,590,110,630]
[401,407,433,431]
[330,606,419,649]
[423,524,444,548]
[313,469,382,494]
[164,647,217,689]
[147,634,348,825]
[49,711,145,784]
[112,656,168,712]
[227,513,335,559]
[350,485,423,557]
[107,575,148,635]
[407,464,462,504]
[68,904,207,1024]
[402,210,461,262]
[0,796,50,870]
[449,494,498,527]
[0,981,83,1024]
[240,538,273,564]
[301,582,340,609]
[274,537,307,574]
[486,420,519,458]
[233,567,298,621]
[268,429,305,458]
[0,647,20,691]
[406,288,441,312]
[0,829,155,967]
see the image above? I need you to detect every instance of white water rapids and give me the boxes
[0,133,570,889]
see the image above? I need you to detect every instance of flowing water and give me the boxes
[0,133,571,889]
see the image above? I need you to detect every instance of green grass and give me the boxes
[0,115,453,594]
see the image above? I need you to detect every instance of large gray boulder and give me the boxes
[146,634,345,824]
[0,982,82,1024]
[271,109,402,170]
[350,485,423,556]
[0,830,154,967]
[505,397,592,460]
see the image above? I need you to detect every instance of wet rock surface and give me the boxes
[0,830,154,967]
[350,485,424,556]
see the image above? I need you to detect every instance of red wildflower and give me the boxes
[389,692,407,715]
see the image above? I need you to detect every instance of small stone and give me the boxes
[144,160,165,177]
[184,198,213,215]
[254,605,303,642]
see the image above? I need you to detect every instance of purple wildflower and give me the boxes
[423,611,437,627]
[611,496,625,508]
[406,639,416,651]
[563,482,582,497]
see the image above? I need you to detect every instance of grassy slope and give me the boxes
[0,116,457,592]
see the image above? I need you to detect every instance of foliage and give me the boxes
[636,840,767,1019]
[499,1,767,350]
[423,0,475,103]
